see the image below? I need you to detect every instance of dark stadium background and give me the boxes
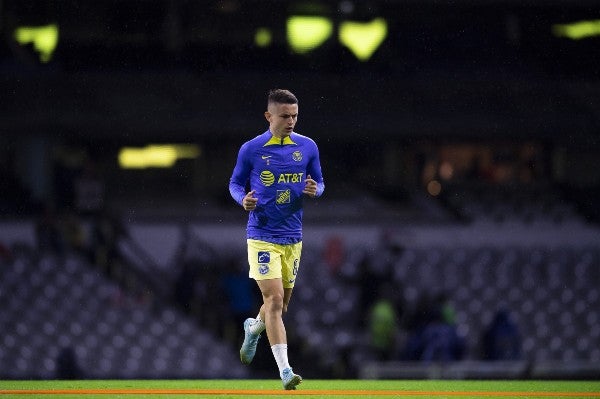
[1,0,599,380]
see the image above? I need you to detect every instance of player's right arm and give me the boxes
[229,142,253,206]
[241,190,257,211]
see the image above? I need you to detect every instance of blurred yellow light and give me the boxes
[14,24,59,63]
[287,16,333,54]
[119,144,200,169]
[553,19,600,40]
[255,27,272,48]
[339,18,387,61]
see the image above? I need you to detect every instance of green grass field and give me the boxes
[1,380,600,399]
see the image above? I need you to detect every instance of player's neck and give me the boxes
[270,131,290,140]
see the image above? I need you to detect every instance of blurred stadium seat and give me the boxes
[0,250,247,379]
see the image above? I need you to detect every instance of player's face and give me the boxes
[265,102,298,138]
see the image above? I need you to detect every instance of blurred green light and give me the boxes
[339,18,387,61]
[14,24,59,63]
[287,16,333,54]
[553,19,600,40]
[255,27,272,48]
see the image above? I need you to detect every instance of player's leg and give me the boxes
[272,242,303,389]
[281,241,301,314]
[257,278,301,389]
[241,240,302,389]
[240,240,280,365]
[257,278,287,344]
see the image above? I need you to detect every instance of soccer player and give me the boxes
[229,89,325,390]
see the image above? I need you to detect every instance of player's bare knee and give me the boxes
[264,292,284,313]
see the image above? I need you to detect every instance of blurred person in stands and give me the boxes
[90,211,125,276]
[368,283,400,361]
[36,205,64,255]
[402,293,432,360]
[403,293,465,362]
[221,257,257,344]
[61,210,86,255]
[229,89,325,390]
[55,347,83,379]
[483,308,522,360]
[419,305,465,362]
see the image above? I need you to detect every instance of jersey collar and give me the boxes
[263,132,297,146]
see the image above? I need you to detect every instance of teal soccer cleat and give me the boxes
[240,318,261,365]
[281,368,302,390]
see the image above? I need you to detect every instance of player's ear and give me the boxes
[264,111,271,122]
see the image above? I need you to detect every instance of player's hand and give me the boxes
[242,190,258,211]
[303,175,317,198]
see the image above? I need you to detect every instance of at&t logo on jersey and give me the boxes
[260,171,304,186]
[260,170,275,186]
[277,172,304,184]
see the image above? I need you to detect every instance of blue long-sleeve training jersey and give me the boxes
[229,130,325,244]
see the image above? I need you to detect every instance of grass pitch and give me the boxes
[1,379,599,398]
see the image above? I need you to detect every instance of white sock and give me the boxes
[271,344,290,375]
[249,315,265,335]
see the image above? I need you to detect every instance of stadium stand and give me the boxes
[441,183,587,226]
[0,247,247,379]
[287,244,599,378]
[1,185,599,380]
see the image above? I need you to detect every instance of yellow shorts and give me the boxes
[247,239,302,289]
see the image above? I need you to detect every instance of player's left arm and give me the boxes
[303,143,325,198]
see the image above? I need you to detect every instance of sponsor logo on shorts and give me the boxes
[258,251,270,263]
[289,259,299,283]
[259,264,270,275]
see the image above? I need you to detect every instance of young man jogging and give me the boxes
[229,89,325,390]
